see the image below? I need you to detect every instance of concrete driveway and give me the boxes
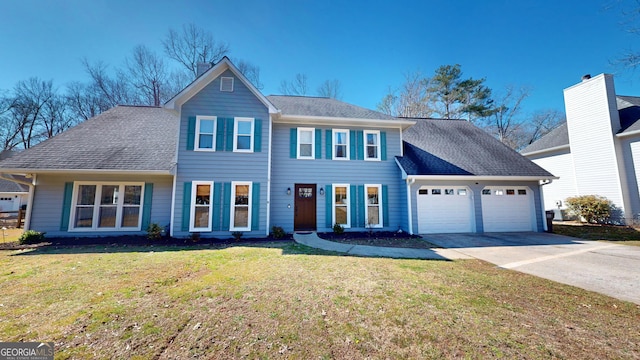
[424,232,640,304]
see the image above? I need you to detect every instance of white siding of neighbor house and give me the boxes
[621,138,640,220]
[528,149,578,211]
[29,174,173,237]
[564,74,628,221]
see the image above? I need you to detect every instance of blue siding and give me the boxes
[174,69,269,238]
[271,123,405,233]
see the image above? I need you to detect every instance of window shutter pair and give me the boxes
[289,128,321,159]
[321,183,389,229]
[188,116,262,152]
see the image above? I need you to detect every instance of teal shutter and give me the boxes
[222,182,231,229]
[254,119,262,152]
[225,118,234,151]
[357,185,365,228]
[356,131,364,160]
[326,130,332,160]
[325,185,333,228]
[382,185,389,227]
[181,182,192,231]
[349,130,356,160]
[381,131,387,161]
[315,129,322,159]
[350,185,357,227]
[141,183,154,230]
[60,182,73,231]
[290,128,297,158]
[252,183,260,230]
[187,116,196,151]
[212,183,222,230]
[216,118,225,151]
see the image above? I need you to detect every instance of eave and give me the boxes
[274,115,416,129]
[521,144,570,157]
[0,168,175,176]
[404,175,558,181]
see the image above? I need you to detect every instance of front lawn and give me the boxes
[0,228,22,244]
[0,242,638,359]
[553,222,640,246]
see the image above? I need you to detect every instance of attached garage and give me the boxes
[481,186,535,232]
[417,186,474,234]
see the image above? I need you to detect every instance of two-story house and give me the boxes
[0,58,554,238]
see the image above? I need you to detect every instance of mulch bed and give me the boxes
[318,231,436,249]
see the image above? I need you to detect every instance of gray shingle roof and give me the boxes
[0,179,27,192]
[398,118,554,177]
[520,123,569,155]
[0,106,178,172]
[267,95,396,120]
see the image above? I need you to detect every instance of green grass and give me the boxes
[554,222,640,246]
[0,242,638,359]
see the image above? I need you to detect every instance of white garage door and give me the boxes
[417,187,473,234]
[0,197,14,212]
[481,187,535,232]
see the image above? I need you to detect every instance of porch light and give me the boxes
[319,187,325,196]
[287,187,291,195]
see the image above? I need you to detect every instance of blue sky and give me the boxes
[0,0,638,116]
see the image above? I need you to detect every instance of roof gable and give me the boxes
[400,118,554,178]
[520,123,569,155]
[165,57,277,114]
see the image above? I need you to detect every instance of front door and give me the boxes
[294,184,316,231]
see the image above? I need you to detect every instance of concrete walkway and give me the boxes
[292,232,469,260]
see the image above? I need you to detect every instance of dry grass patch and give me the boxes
[554,222,640,246]
[0,242,638,359]
[0,228,22,244]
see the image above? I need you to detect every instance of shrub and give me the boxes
[19,230,45,245]
[565,195,613,224]
[271,226,286,239]
[232,231,243,241]
[332,223,344,234]
[147,223,163,240]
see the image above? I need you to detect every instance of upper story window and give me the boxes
[195,116,217,151]
[364,130,380,161]
[234,117,254,152]
[220,77,234,92]
[297,128,315,159]
[70,182,144,231]
[333,129,349,160]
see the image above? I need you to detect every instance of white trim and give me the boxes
[265,115,273,236]
[332,129,350,160]
[274,115,415,129]
[364,184,383,228]
[399,126,404,157]
[69,182,145,232]
[189,181,213,232]
[0,169,174,175]
[332,183,351,228]
[406,178,415,235]
[194,116,217,151]
[521,144,570,157]
[363,130,381,161]
[296,127,315,159]
[230,181,252,231]
[617,129,640,138]
[233,117,255,152]
[24,174,36,230]
[406,175,558,181]
[220,77,234,92]
[169,174,177,237]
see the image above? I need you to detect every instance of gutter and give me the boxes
[0,169,174,175]
[521,144,570,157]
[616,129,640,138]
[275,116,416,129]
[403,175,559,181]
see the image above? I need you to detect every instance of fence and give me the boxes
[0,209,25,228]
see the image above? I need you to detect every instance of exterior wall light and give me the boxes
[287,187,291,195]
[319,187,325,196]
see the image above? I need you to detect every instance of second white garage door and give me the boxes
[417,186,474,234]
[481,186,535,232]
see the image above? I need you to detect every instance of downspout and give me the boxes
[169,171,177,237]
[406,177,416,235]
[265,114,273,236]
[539,179,553,232]
[0,173,35,230]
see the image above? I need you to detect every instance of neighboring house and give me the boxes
[0,179,28,212]
[0,57,554,237]
[522,73,640,223]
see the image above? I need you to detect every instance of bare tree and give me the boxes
[317,79,342,99]
[66,81,110,121]
[10,78,56,148]
[279,73,309,95]
[126,45,169,106]
[235,59,263,90]
[163,23,230,79]
[522,109,565,146]
[482,86,529,148]
[0,92,21,150]
[82,58,136,107]
[376,71,433,118]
